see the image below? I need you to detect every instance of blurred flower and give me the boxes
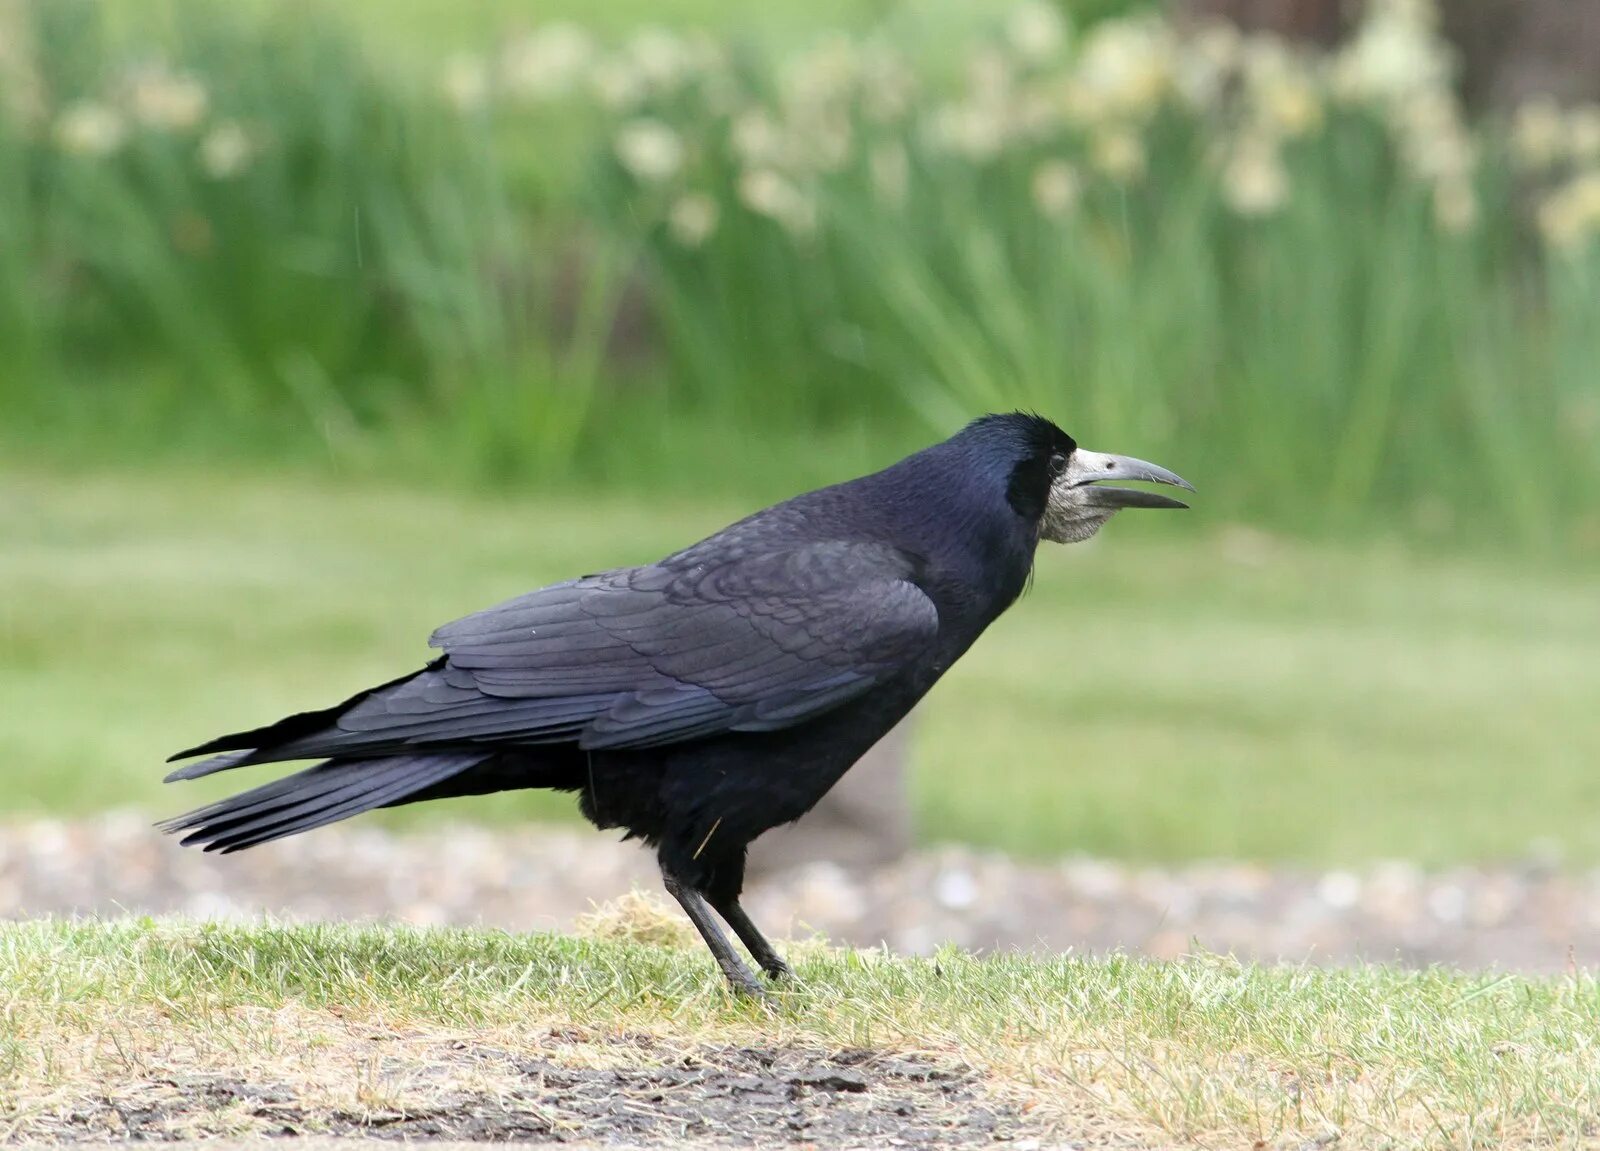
[1432,177,1477,234]
[500,23,593,101]
[781,34,860,115]
[1173,23,1240,111]
[1031,159,1081,218]
[1222,137,1288,216]
[130,68,207,131]
[1072,18,1174,122]
[440,53,489,112]
[738,168,816,236]
[1091,128,1145,183]
[198,121,253,179]
[859,43,916,124]
[923,101,1004,161]
[1568,104,1600,165]
[869,141,909,205]
[592,60,647,111]
[1512,98,1566,171]
[1537,172,1600,255]
[614,118,684,183]
[1243,41,1322,138]
[1332,0,1451,105]
[627,28,694,92]
[1006,1,1067,65]
[54,101,126,157]
[667,193,720,247]
[732,110,785,167]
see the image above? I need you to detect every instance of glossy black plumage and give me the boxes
[163,412,1187,995]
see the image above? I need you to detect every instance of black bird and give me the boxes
[162,413,1191,996]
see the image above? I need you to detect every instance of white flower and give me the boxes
[667,193,720,247]
[1073,18,1174,122]
[1332,0,1451,105]
[614,119,684,183]
[1569,105,1600,165]
[731,109,784,167]
[440,53,489,112]
[1511,98,1566,171]
[627,28,692,91]
[1537,172,1600,255]
[54,101,126,157]
[1006,1,1067,65]
[738,168,815,236]
[198,121,252,179]
[923,101,1004,161]
[1222,137,1289,216]
[1243,41,1322,138]
[500,23,593,101]
[1090,127,1146,183]
[130,68,207,130]
[1031,160,1081,218]
[591,60,646,111]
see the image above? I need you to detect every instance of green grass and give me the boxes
[4,461,1599,865]
[2,917,1596,1147]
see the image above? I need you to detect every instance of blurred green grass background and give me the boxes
[3,0,1599,861]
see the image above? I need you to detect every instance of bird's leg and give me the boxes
[659,871,768,1000]
[708,896,791,981]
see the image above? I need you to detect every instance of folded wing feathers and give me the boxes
[171,544,938,772]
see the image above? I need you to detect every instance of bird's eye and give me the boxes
[1048,451,1069,476]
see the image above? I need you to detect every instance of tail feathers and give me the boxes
[165,662,441,765]
[164,749,260,783]
[158,752,484,853]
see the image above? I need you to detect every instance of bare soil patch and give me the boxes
[15,1040,1026,1148]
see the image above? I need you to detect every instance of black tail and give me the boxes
[158,752,485,853]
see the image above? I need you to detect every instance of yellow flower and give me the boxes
[614,119,684,184]
[1031,160,1081,218]
[54,101,126,157]
[667,193,720,247]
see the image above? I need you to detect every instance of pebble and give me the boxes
[0,812,1594,973]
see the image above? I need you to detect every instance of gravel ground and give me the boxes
[3,814,1596,973]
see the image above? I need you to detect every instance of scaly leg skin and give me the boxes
[660,871,770,1001]
[711,896,792,981]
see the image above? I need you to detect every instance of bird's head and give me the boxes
[972,412,1194,544]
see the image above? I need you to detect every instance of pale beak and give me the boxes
[1067,449,1194,510]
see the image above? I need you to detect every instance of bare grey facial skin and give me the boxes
[1039,449,1194,543]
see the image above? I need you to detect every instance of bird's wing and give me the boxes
[285,539,937,756]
